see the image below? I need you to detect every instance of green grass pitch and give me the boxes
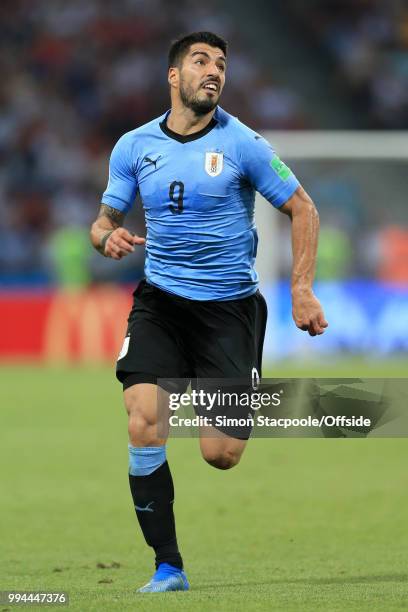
[1,359,408,611]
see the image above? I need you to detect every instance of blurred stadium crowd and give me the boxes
[0,0,407,287]
[287,0,408,128]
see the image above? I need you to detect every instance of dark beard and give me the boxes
[179,79,218,116]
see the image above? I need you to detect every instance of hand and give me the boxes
[292,290,328,336]
[103,228,145,260]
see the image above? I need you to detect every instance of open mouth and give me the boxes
[202,82,219,93]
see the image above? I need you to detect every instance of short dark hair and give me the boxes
[168,31,227,68]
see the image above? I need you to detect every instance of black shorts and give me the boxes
[116,279,268,438]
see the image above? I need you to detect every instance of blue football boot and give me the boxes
[137,563,189,593]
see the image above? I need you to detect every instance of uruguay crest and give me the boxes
[205,151,223,177]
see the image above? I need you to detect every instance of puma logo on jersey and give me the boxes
[143,155,162,169]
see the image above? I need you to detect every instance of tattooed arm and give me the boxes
[90,204,145,260]
[279,186,328,336]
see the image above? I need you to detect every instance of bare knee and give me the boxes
[202,448,241,470]
[124,384,165,447]
[127,414,161,447]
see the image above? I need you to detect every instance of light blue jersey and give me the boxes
[102,106,299,300]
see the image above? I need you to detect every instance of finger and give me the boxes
[116,228,137,244]
[310,317,320,335]
[312,317,327,336]
[311,316,326,336]
[126,230,146,245]
[296,321,309,332]
[108,243,124,259]
[310,313,328,335]
[317,312,329,329]
[132,234,146,245]
[308,322,317,337]
[114,227,146,246]
[112,237,134,253]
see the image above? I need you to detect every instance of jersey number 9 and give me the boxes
[169,181,184,214]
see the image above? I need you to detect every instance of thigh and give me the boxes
[189,290,268,380]
[190,291,268,440]
[117,280,191,386]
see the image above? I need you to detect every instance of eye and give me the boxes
[218,64,225,72]
[195,59,204,65]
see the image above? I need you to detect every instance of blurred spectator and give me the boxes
[315,227,352,281]
[0,0,308,287]
[48,226,92,288]
[377,226,408,285]
[287,1,408,128]
[0,0,406,288]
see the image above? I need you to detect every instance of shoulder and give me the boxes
[215,107,259,141]
[215,107,268,153]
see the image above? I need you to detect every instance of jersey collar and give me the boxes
[159,109,218,143]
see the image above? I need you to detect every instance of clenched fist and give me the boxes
[292,290,328,337]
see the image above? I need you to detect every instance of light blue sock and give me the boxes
[128,444,166,476]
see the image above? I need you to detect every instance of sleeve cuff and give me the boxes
[101,193,131,213]
[272,178,300,208]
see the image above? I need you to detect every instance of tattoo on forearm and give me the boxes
[98,204,125,228]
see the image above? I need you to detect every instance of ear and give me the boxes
[168,66,179,89]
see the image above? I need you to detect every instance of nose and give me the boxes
[206,62,222,78]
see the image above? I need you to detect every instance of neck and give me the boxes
[166,103,216,136]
